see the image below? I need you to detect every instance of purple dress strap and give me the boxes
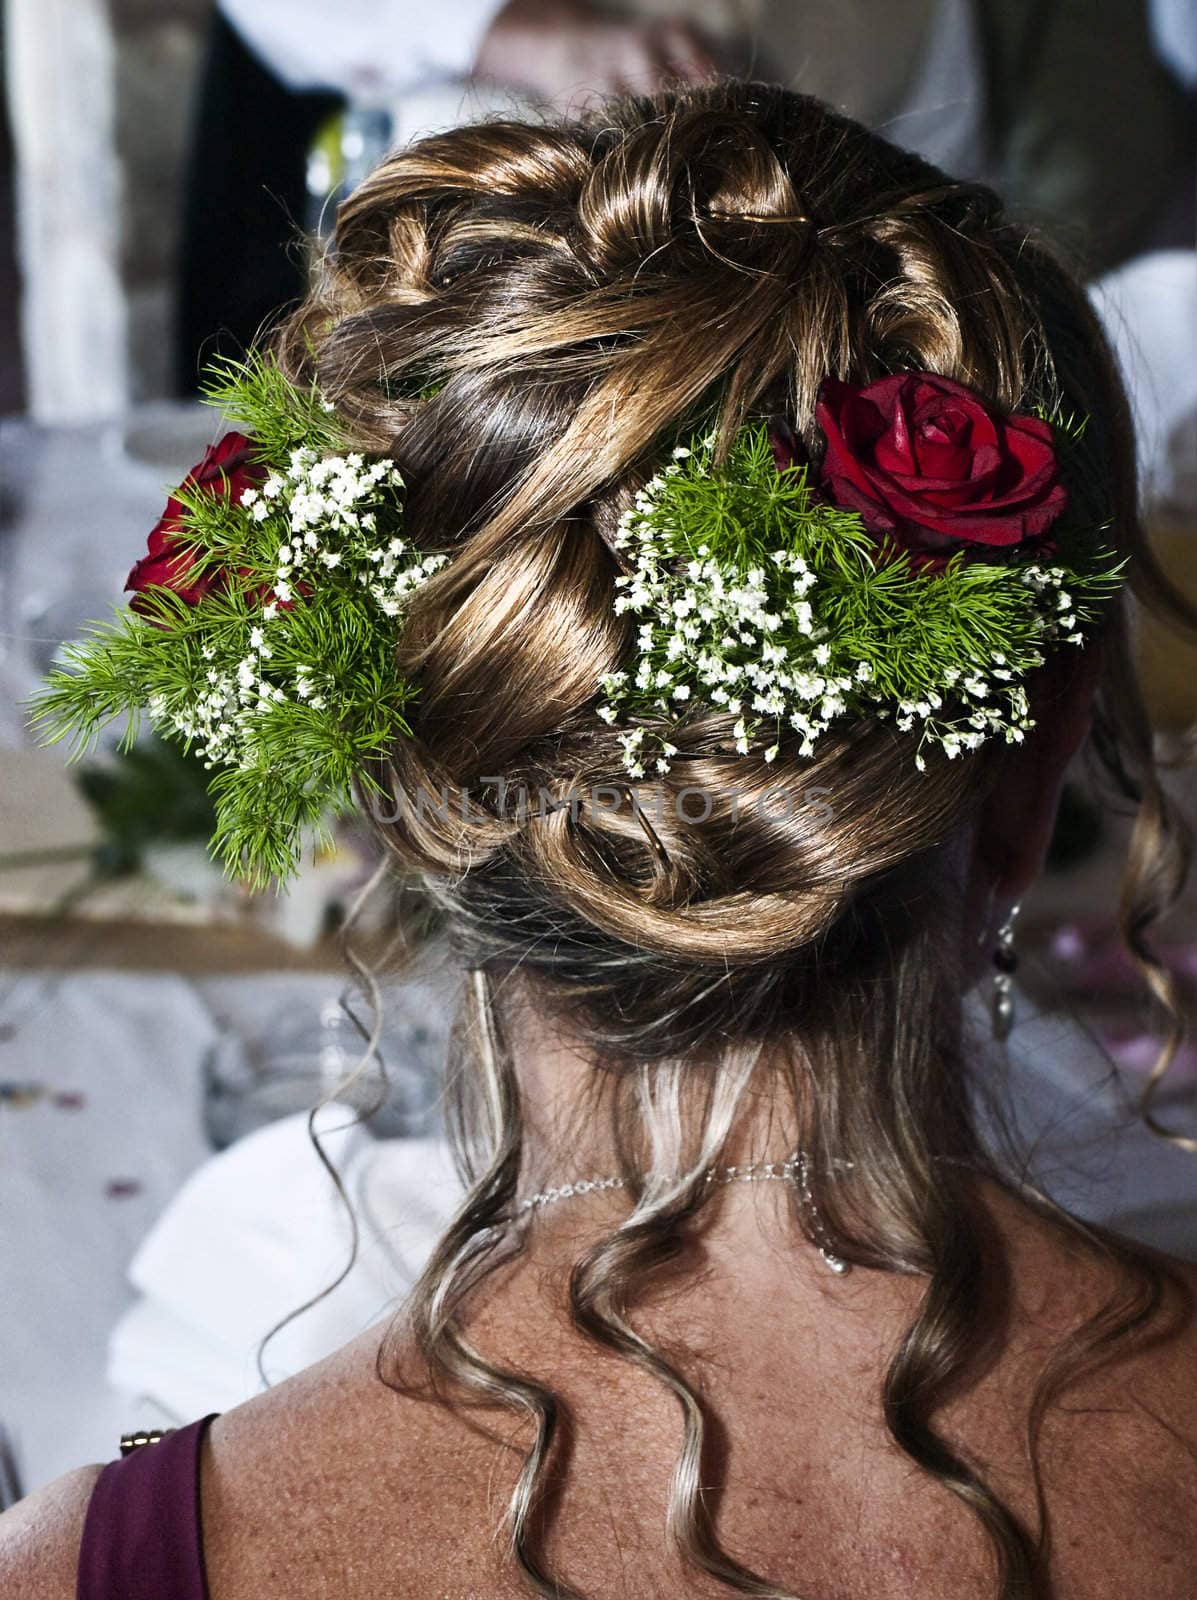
[76,1415,219,1600]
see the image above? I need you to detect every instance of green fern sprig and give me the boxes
[200,349,345,462]
[28,352,436,891]
[599,420,1124,773]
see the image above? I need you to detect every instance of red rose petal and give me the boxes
[908,435,974,481]
[126,432,269,616]
[920,406,970,442]
[873,390,917,475]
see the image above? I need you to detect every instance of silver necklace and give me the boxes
[517,1153,851,1275]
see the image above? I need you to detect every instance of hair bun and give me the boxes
[574,105,817,282]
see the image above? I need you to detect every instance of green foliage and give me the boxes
[600,422,1124,773]
[200,349,345,461]
[28,352,433,891]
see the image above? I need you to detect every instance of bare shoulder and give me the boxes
[1109,1252,1197,1431]
[1004,1206,1197,1540]
[1005,1191,1197,1397]
[0,1462,104,1600]
[199,1327,523,1600]
[1057,1238,1197,1406]
[975,1198,1195,1438]
[1045,1250,1197,1587]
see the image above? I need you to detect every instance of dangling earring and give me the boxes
[991,903,1020,1042]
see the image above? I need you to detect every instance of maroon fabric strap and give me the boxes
[76,1415,219,1600]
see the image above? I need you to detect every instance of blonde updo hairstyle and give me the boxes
[276,83,1193,1600]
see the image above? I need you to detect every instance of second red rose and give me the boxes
[126,432,268,615]
[814,373,1067,559]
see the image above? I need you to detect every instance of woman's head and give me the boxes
[277,80,1158,1076]
[271,82,1193,1600]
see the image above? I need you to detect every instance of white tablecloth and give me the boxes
[0,970,216,1492]
[0,965,452,1494]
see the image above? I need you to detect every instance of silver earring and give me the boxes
[991,903,1020,1042]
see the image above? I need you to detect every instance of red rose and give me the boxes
[814,374,1067,558]
[126,433,267,614]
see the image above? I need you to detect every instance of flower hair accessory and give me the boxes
[30,355,1122,889]
[597,377,1122,777]
[815,373,1069,554]
[31,355,444,888]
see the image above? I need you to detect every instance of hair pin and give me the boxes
[618,784,672,871]
[705,208,812,226]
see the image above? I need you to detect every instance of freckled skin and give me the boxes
[7,1178,1193,1600]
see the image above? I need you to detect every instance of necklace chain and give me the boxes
[517,1153,851,1275]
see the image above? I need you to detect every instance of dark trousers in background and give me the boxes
[176,15,342,394]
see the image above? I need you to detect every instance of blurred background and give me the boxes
[0,0,1194,1509]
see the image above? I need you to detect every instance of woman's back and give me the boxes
[8,77,1197,1600]
[199,1191,1197,1599]
[40,1183,1193,1600]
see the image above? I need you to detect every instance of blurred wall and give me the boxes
[5,0,211,420]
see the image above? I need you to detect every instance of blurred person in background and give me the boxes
[182,0,1192,389]
[5,80,1197,1600]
